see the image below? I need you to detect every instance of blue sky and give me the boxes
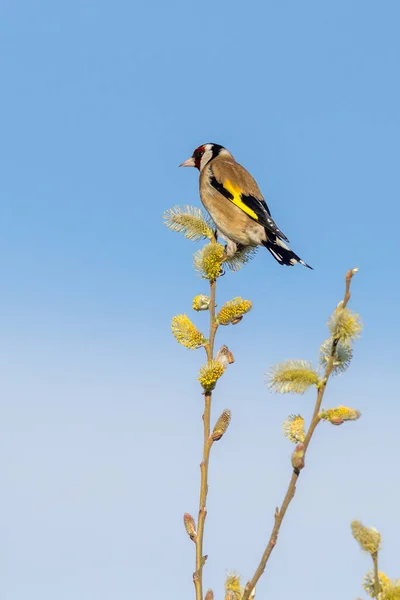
[1,1,399,598]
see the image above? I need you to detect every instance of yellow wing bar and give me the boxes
[224,180,259,220]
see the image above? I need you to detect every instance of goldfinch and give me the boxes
[180,143,312,269]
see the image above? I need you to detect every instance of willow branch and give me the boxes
[372,552,381,598]
[242,268,358,600]
[193,268,219,600]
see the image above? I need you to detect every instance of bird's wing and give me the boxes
[210,159,289,242]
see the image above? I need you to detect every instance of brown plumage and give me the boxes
[210,158,264,199]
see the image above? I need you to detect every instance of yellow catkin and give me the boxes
[328,307,363,342]
[192,294,210,311]
[171,314,206,349]
[198,360,225,392]
[163,205,214,240]
[283,415,305,443]
[194,243,225,279]
[320,406,361,425]
[382,585,400,600]
[267,360,320,394]
[225,573,243,600]
[351,520,381,554]
[217,298,252,325]
[363,571,392,598]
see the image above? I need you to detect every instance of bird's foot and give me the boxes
[224,240,238,258]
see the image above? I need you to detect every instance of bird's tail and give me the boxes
[262,236,313,269]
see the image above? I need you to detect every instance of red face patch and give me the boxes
[192,145,205,170]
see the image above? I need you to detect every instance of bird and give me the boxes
[179,143,312,269]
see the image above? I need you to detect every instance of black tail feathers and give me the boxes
[262,238,313,269]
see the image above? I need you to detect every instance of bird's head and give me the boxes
[179,143,232,172]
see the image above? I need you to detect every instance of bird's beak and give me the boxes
[179,157,195,167]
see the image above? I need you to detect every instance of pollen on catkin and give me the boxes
[193,242,225,280]
[267,360,320,394]
[198,360,225,392]
[283,415,306,443]
[382,584,400,600]
[192,294,210,311]
[328,307,363,343]
[351,520,381,555]
[225,573,243,600]
[171,314,207,349]
[163,205,215,241]
[320,406,361,425]
[217,297,252,325]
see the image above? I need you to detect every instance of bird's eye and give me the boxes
[194,148,204,159]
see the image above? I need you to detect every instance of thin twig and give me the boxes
[241,268,358,600]
[193,266,219,600]
[372,552,381,598]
